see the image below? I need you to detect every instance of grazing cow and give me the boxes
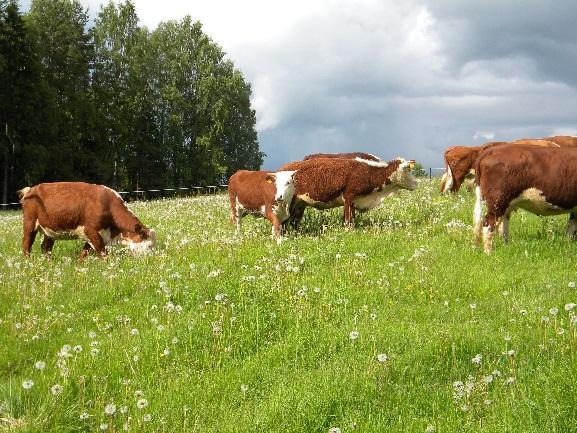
[303,152,382,163]
[278,157,417,227]
[439,138,577,193]
[20,182,156,258]
[228,170,295,243]
[473,145,577,253]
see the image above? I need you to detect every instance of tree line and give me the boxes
[0,0,263,203]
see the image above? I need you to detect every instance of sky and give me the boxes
[20,0,577,170]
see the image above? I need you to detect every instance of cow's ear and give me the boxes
[405,160,416,170]
[265,174,275,184]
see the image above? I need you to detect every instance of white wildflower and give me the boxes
[104,403,116,416]
[376,353,388,363]
[51,384,63,396]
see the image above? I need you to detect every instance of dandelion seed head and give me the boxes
[349,331,359,340]
[22,380,34,390]
[35,360,46,370]
[51,384,63,396]
[376,353,388,362]
[104,403,116,416]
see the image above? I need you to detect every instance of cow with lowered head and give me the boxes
[473,144,577,253]
[20,182,156,258]
[279,157,417,228]
[228,170,296,243]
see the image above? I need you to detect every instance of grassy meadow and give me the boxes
[2,178,577,433]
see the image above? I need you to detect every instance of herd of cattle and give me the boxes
[15,134,577,258]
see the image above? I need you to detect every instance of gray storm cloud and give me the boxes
[232,0,577,170]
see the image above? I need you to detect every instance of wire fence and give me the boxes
[0,168,447,211]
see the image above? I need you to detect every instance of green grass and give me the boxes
[2,179,577,432]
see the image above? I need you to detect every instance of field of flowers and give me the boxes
[2,179,577,433]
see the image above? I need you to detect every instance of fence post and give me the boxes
[429,167,432,180]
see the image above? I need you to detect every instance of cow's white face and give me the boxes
[390,159,418,190]
[272,170,296,203]
[122,229,156,255]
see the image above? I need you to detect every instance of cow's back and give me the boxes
[303,152,381,162]
[228,170,275,209]
[21,182,114,229]
[477,145,577,209]
[543,136,577,147]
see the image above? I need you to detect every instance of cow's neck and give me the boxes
[112,202,142,235]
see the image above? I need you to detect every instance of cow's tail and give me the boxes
[18,187,31,202]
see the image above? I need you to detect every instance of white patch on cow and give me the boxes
[473,186,483,228]
[389,159,418,191]
[442,165,454,193]
[272,202,291,223]
[353,184,400,211]
[354,157,388,167]
[473,186,484,244]
[123,229,155,254]
[99,228,119,245]
[273,170,295,202]
[36,222,89,241]
[298,193,344,209]
[507,188,565,216]
[127,238,154,255]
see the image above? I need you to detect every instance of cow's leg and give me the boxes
[498,210,511,242]
[82,228,107,258]
[266,209,282,244]
[567,213,577,239]
[483,200,508,254]
[288,200,306,230]
[22,217,38,257]
[41,236,55,256]
[80,242,92,259]
[343,199,355,228]
[482,213,496,254]
[473,185,484,245]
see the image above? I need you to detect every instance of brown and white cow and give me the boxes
[303,152,382,163]
[228,170,296,243]
[473,144,577,253]
[440,136,577,193]
[278,157,417,228]
[20,182,156,258]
